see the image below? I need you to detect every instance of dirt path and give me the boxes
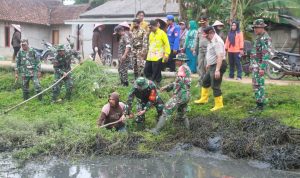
[1,60,299,86]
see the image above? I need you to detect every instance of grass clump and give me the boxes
[0,60,299,169]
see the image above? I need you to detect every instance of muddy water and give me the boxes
[1,148,299,178]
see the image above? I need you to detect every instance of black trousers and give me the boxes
[144,59,162,83]
[162,51,176,72]
[202,60,227,97]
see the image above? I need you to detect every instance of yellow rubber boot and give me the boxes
[210,96,224,111]
[194,87,210,104]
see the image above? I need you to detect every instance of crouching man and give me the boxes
[150,53,191,135]
[97,92,127,132]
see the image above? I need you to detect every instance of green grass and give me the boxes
[0,61,299,161]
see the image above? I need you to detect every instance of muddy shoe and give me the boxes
[248,103,264,114]
[148,128,159,135]
[51,99,62,104]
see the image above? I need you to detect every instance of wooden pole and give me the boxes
[3,64,81,114]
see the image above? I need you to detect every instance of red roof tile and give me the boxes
[0,0,89,25]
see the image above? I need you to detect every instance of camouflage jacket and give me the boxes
[52,52,72,75]
[250,32,272,70]
[131,27,148,53]
[194,27,209,51]
[126,80,160,113]
[118,31,132,56]
[16,48,40,77]
[165,63,191,103]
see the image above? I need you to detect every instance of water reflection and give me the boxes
[1,149,299,178]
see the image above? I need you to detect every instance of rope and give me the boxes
[3,64,81,114]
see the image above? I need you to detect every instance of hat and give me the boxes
[135,77,149,90]
[149,20,158,27]
[198,15,208,24]
[174,53,189,61]
[20,39,28,45]
[132,18,141,23]
[12,24,21,32]
[119,21,130,29]
[203,26,215,34]
[179,21,185,25]
[93,23,104,31]
[113,25,124,34]
[166,15,174,21]
[253,19,267,28]
[212,20,224,27]
[57,44,65,51]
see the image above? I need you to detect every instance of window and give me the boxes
[52,30,59,45]
[5,26,10,47]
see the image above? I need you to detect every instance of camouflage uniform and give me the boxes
[52,46,73,101]
[131,27,148,78]
[118,31,132,86]
[194,26,209,85]
[126,77,164,130]
[151,54,191,134]
[16,45,42,100]
[250,19,272,110]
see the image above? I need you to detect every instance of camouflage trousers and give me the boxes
[197,49,207,85]
[135,96,164,130]
[52,73,73,101]
[132,48,145,79]
[252,68,265,104]
[118,57,129,85]
[162,97,189,121]
[22,75,42,100]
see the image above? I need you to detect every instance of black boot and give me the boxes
[23,92,29,100]
[123,81,129,87]
[37,94,43,101]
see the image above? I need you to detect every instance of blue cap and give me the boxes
[166,15,174,20]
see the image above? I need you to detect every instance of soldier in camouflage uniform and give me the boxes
[15,39,42,100]
[126,77,164,130]
[115,24,132,86]
[193,15,209,85]
[131,19,148,79]
[249,19,272,112]
[52,45,73,102]
[150,53,191,135]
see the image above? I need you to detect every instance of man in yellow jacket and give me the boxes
[144,20,170,86]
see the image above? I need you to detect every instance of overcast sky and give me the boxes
[63,0,75,5]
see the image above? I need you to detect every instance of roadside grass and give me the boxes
[0,61,299,161]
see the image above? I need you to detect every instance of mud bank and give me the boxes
[89,116,300,170]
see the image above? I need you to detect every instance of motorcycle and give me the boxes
[266,50,300,80]
[66,36,81,64]
[240,40,253,76]
[32,40,56,64]
[100,43,112,66]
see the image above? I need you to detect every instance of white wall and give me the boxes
[50,25,73,45]
[0,22,51,58]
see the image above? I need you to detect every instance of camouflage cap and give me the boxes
[174,53,189,61]
[20,39,28,45]
[253,19,267,28]
[57,44,65,51]
[134,77,149,90]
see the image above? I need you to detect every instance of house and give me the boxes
[65,0,179,58]
[0,0,89,58]
[268,15,300,54]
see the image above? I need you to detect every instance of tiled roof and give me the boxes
[0,0,50,25]
[81,0,179,18]
[0,0,89,25]
[50,4,90,25]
